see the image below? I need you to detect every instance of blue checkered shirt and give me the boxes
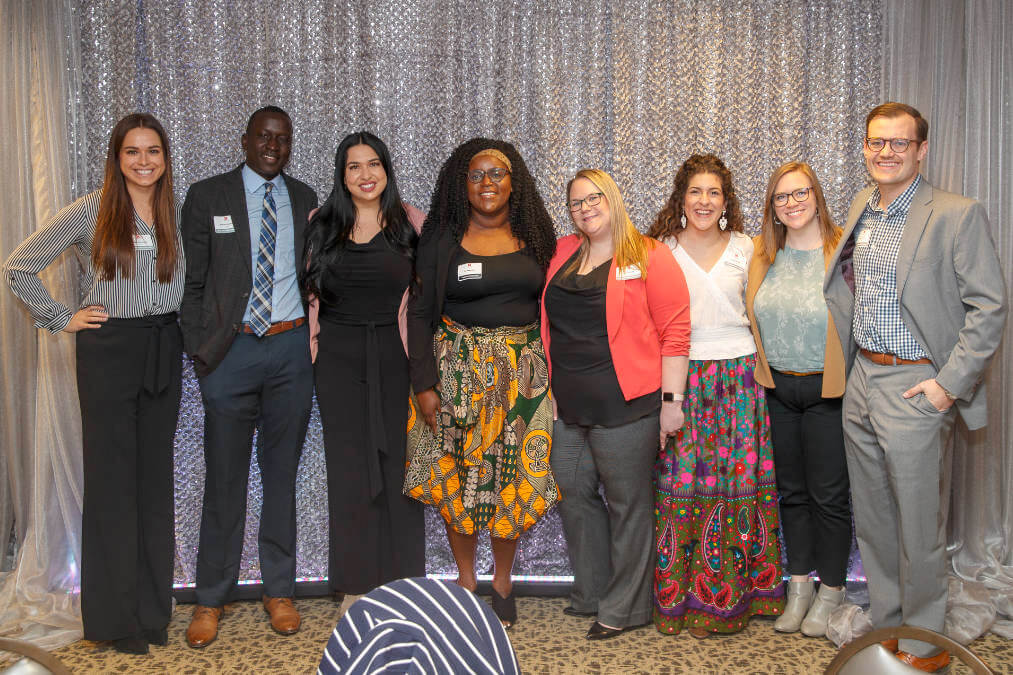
[851,175,930,360]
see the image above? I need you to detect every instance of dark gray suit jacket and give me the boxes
[823,178,1007,430]
[180,164,318,377]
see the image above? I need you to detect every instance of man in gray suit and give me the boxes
[824,102,1006,672]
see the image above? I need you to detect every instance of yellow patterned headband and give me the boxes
[472,148,512,171]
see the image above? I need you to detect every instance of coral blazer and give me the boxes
[540,234,691,401]
[745,233,846,398]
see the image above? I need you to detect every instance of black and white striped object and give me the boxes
[318,578,520,675]
[4,190,184,333]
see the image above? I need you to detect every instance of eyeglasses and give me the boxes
[467,167,511,183]
[772,187,813,207]
[568,192,604,212]
[865,137,919,153]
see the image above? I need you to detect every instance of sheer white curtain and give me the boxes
[882,0,1013,640]
[0,0,86,650]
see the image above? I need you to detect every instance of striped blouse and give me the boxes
[319,577,520,675]
[4,189,185,333]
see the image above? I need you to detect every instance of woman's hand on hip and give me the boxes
[64,305,108,332]
[417,388,441,433]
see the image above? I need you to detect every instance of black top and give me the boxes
[318,233,411,325]
[545,251,659,427]
[443,248,543,328]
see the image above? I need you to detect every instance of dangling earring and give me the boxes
[680,214,687,228]
[719,210,728,231]
[774,216,782,226]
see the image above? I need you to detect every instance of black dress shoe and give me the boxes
[563,606,596,617]
[585,621,636,640]
[113,634,149,654]
[143,627,168,646]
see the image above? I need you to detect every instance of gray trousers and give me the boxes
[843,355,955,658]
[550,414,659,628]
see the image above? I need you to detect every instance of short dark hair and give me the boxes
[866,102,928,142]
[245,105,291,135]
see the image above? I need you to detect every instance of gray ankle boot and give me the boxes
[800,584,846,637]
[774,578,814,633]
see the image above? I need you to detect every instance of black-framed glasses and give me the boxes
[865,137,919,153]
[772,187,813,207]
[467,167,511,183]
[568,192,604,212]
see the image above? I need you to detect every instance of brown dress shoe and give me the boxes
[263,595,301,635]
[896,649,951,672]
[186,606,223,648]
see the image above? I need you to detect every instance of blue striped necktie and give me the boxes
[249,182,277,337]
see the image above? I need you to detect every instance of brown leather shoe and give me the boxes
[896,649,951,672]
[263,595,301,635]
[186,606,223,648]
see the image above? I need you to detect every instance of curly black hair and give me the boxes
[421,137,556,269]
[647,153,745,240]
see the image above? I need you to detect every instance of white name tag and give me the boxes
[133,233,155,251]
[856,227,872,246]
[725,248,747,271]
[214,215,235,233]
[458,262,482,281]
[615,264,642,281]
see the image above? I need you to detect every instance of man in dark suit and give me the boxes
[180,106,317,648]
[824,102,1006,672]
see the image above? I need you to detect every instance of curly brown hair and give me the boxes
[647,153,744,240]
[420,137,556,269]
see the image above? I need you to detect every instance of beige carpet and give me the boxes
[6,596,1010,673]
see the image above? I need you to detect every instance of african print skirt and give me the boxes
[654,354,784,634]
[404,316,559,540]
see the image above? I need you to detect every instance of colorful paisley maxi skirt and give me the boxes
[404,316,559,540]
[654,354,784,633]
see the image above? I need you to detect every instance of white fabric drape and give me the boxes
[881,0,1013,640]
[0,0,85,650]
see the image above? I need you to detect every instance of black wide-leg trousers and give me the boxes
[76,314,182,641]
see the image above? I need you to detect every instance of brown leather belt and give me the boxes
[860,348,932,366]
[777,369,823,377]
[242,316,306,336]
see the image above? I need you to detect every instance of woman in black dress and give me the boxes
[301,132,425,599]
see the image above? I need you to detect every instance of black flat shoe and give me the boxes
[491,588,517,629]
[112,634,149,654]
[142,627,168,646]
[563,606,596,617]
[585,621,638,640]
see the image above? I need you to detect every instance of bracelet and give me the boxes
[662,391,684,403]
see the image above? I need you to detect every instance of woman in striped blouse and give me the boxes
[4,113,184,655]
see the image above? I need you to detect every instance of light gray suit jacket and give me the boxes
[823,178,1007,430]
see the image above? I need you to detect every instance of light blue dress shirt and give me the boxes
[241,164,304,323]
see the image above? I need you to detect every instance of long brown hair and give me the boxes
[93,113,177,281]
[564,169,653,279]
[647,153,744,240]
[756,161,840,263]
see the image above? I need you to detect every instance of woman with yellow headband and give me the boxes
[405,138,559,628]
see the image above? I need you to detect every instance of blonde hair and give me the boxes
[757,161,840,263]
[565,169,652,279]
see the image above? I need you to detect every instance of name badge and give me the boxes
[725,248,747,271]
[133,233,155,251]
[615,264,642,281]
[458,262,482,281]
[856,227,872,246]
[214,215,235,233]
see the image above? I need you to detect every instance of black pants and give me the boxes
[194,326,312,606]
[76,314,182,641]
[766,370,852,587]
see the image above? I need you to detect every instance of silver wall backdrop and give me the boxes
[67,0,882,585]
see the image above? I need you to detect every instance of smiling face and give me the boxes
[568,177,612,243]
[772,170,817,233]
[466,153,512,218]
[682,172,725,233]
[242,111,292,180]
[343,143,387,208]
[118,127,165,193]
[864,113,927,198]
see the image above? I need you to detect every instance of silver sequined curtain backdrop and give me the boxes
[67,0,881,585]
